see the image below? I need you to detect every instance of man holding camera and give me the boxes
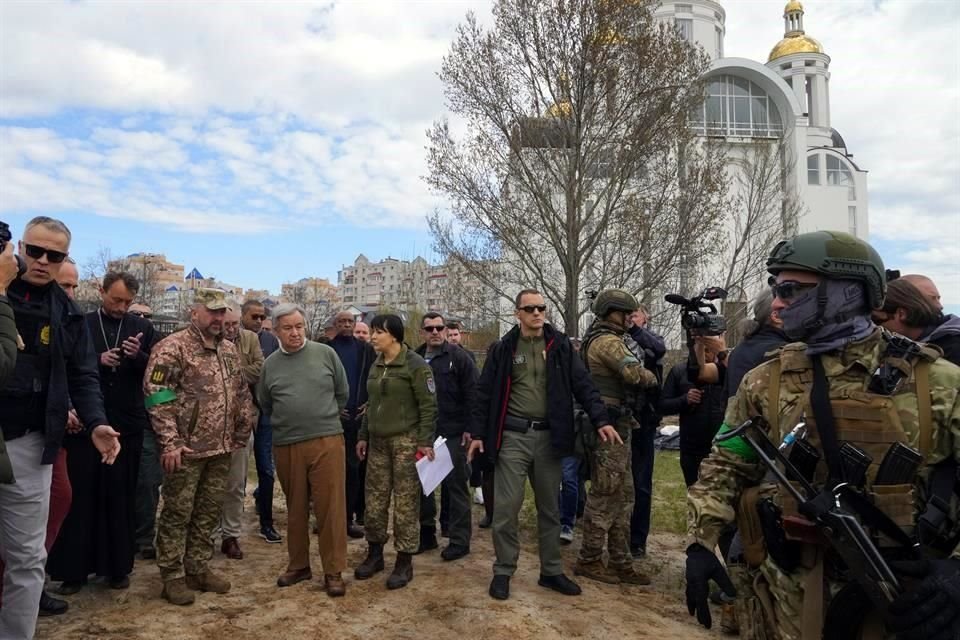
[0,217,121,640]
[575,289,658,585]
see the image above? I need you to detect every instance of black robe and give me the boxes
[47,310,157,582]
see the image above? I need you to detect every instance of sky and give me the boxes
[1,0,957,312]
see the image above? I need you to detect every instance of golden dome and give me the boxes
[546,101,572,118]
[784,0,804,14]
[768,34,824,61]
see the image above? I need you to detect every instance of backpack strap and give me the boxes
[915,359,932,457]
[767,357,782,422]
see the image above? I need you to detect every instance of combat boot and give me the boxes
[573,559,620,585]
[615,564,652,585]
[161,578,195,606]
[386,552,413,590]
[185,570,231,594]
[354,542,385,580]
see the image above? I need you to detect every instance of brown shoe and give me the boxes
[573,559,620,585]
[221,537,243,560]
[324,573,346,597]
[277,567,312,587]
[161,578,195,606]
[614,564,652,585]
[185,570,231,594]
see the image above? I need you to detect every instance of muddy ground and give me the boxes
[37,497,718,640]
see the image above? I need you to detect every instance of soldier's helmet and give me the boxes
[592,289,639,316]
[767,231,886,309]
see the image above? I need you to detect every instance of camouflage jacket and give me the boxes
[143,325,257,458]
[584,326,658,403]
[687,328,960,558]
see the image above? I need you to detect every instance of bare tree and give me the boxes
[426,0,729,332]
[82,247,169,310]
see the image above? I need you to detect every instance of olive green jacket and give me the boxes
[359,345,437,446]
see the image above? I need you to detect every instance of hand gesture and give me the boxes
[687,389,703,405]
[65,409,83,434]
[685,544,736,629]
[356,440,368,461]
[91,425,122,465]
[100,348,122,368]
[161,445,194,474]
[121,332,143,359]
[597,425,623,445]
[461,432,472,447]
[466,439,484,463]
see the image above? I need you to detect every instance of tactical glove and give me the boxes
[685,543,736,629]
[887,557,960,640]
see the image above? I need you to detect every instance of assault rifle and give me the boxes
[717,418,919,622]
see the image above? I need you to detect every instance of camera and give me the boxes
[664,286,728,337]
[0,220,27,277]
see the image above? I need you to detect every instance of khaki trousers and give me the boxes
[274,435,347,575]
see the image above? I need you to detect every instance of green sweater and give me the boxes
[359,345,437,445]
[257,341,348,446]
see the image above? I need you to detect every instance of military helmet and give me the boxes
[592,289,639,316]
[767,231,886,308]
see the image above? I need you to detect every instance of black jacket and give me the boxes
[1,279,108,464]
[922,314,960,367]
[415,341,479,436]
[472,324,608,463]
[0,296,16,387]
[329,334,376,415]
[725,326,789,401]
[660,362,726,458]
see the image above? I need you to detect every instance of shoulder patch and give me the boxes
[149,364,170,385]
[427,377,436,394]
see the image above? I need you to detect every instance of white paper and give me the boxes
[416,436,454,495]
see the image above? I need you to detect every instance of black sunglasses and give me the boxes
[24,244,68,264]
[769,280,817,301]
[518,305,547,314]
[250,314,267,321]
[422,326,444,333]
[131,311,152,319]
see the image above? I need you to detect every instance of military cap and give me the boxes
[193,288,229,311]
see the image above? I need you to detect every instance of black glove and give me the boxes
[685,543,736,629]
[888,557,960,640]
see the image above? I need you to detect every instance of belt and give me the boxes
[503,414,550,433]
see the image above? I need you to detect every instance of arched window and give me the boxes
[826,155,856,201]
[693,75,783,138]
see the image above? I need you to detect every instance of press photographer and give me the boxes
[664,287,728,385]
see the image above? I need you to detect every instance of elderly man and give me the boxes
[144,288,257,606]
[328,310,375,538]
[241,299,282,543]
[219,307,264,560]
[258,304,349,596]
[353,321,370,343]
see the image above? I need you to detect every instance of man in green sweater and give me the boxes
[257,303,349,597]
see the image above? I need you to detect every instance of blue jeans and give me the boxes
[630,426,655,549]
[253,413,275,527]
[558,455,579,528]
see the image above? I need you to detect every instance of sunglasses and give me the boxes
[770,280,817,301]
[422,326,444,333]
[131,311,152,319]
[250,314,267,321]
[518,305,547,314]
[24,244,68,264]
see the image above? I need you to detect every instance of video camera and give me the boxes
[664,286,728,337]
[0,221,26,277]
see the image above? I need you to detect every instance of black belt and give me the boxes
[503,414,550,433]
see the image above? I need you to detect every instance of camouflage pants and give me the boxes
[156,454,231,581]
[364,432,420,554]
[579,419,634,567]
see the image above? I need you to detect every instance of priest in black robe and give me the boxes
[47,271,157,592]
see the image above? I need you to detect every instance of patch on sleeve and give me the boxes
[426,377,436,394]
[149,364,170,385]
[144,388,177,409]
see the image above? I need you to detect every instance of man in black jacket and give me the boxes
[0,216,120,640]
[467,289,620,601]
[725,289,788,401]
[414,312,478,560]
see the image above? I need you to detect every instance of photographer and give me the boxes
[0,239,19,386]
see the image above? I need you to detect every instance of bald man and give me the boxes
[219,308,264,559]
[902,274,943,312]
[902,274,960,365]
[353,322,370,343]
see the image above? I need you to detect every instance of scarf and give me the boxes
[778,279,875,356]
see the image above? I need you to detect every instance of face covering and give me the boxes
[777,279,875,355]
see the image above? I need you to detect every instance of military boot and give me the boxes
[573,559,620,585]
[386,552,413,590]
[354,542,385,580]
[161,578,195,606]
[185,570,231,594]
[615,564,652,585]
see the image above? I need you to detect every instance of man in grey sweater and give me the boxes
[257,304,349,597]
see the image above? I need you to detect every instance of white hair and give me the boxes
[273,303,306,324]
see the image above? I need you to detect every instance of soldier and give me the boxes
[144,288,257,606]
[685,231,960,639]
[575,289,658,585]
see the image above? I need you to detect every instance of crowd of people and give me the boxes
[0,216,958,640]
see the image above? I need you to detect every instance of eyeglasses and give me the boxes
[769,280,817,301]
[131,311,152,319]
[24,244,68,264]
[518,305,547,314]
[250,314,267,321]
[423,326,444,333]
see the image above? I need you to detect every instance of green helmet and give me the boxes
[592,289,639,316]
[767,231,886,308]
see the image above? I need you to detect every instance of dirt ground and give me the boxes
[37,498,717,640]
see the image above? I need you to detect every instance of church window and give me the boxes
[807,155,820,184]
[848,207,857,235]
[826,155,855,200]
[693,75,783,138]
[675,18,693,41]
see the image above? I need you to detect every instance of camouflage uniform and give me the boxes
[578,318,657,577]
[364,432,421,553]
[688,329,960,640]
[144,291,257,582]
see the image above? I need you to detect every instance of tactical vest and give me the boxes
[581,322,626,402]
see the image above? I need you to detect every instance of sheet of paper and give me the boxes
[416,436,454,496]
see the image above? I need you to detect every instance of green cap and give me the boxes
[193,288,229,311]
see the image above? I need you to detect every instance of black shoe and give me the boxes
[355,515,364,526]
[57,580,86,596]
[260,525,282,543]
[347,524,365,539]
[630,545,646,559]
[414,530,438,555]
[478,514,492,529]
[440,544,470,562]
[538,573,582,596]
[140,546,157,560]
[440,527,450,538]
[108,575,130,590]
[489,575,510,600]
[38,591,68,617]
